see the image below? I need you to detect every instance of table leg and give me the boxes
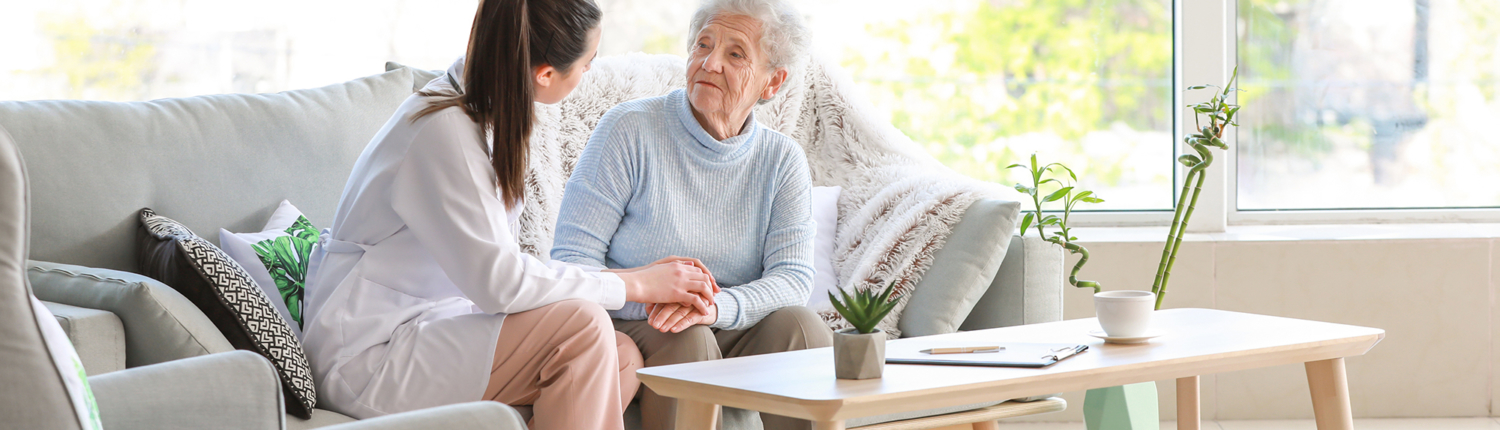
[1305,358,1354,430]
[1176,376,1200,430]
[674,399,719,430]
[812,420,846,430]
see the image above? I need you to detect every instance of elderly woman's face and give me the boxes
[686,14,781,122]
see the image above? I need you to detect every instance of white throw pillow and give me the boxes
[30,295,104,429]
[219,200,319,337]
[806,186,842,311]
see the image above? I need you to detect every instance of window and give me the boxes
[1237,0,1500,211]
[10,0,1495,225]
[6,0,1175,211]
[0,0,475,101]
[601,0,1177,211]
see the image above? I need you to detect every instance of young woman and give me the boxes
[300,1,719,429]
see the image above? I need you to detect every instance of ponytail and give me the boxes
[413,0,601,208]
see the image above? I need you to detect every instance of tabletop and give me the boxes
[637,308,1385,422]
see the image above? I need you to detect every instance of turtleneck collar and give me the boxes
[671,89,759,162]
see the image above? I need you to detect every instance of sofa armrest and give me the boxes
[959,234,1064,330]
[321,402,528,430]
[27,260,233,367]
[43,301,125,375]
[91,350,284,430]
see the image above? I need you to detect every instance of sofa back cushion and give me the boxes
[897,198,1019,337]
[0,68,414,272]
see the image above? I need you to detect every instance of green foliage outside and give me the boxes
[42,16,157,100]
[1235,0,1338,158]
[252,216,319,326]
[1457,0,1500,101]
[1236,0,1500,205]
[841,0,1172,194]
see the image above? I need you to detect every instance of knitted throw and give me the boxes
[519,53,1011,337]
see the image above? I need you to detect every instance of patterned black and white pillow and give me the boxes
[136,208,317,418]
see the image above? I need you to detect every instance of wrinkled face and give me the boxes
[685,14,779,121]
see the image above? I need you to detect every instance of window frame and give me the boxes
[1072,0,1500,230]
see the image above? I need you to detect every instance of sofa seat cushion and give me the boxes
[287,408,358,430]
[137,208,316,419]
[27,260,234,367]
[44,301,125,376]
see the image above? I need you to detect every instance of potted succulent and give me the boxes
[828,280,900,380]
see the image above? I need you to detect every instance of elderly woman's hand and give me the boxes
[647,302,718,333]
[639,257,721,331]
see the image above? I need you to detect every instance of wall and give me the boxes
[1001,226,1498,422]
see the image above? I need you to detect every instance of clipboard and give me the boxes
[885,341,1088,368]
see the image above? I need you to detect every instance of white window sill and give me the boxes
[1067,223,1500,244]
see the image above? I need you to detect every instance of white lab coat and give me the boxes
[301,59,626,419]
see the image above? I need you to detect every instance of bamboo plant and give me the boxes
[1151,68,1241,310]
[1009,155,1104,294]
[828,280,901,334]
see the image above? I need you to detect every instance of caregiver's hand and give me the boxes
[617,261,716,315]
[612,256,723,296]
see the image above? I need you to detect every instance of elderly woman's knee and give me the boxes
[763,305,825,328]
[759,306,834,348]
[615,331,644,370]
[643,325,720,367]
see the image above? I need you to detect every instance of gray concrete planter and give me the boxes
[833,328,886,379]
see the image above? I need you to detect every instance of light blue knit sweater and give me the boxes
[551,89,815,331]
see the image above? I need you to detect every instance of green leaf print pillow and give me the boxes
[219,200,320,336]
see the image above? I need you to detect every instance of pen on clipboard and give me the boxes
[1042,345,1087,361]
[920,346,1004,354]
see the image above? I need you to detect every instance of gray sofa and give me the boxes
[0,64,1063,429]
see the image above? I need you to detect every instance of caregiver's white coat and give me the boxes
[301,59,625,419]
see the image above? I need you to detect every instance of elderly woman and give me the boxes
[551,0,831,428]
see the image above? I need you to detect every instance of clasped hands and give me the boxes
[611,256,721,333]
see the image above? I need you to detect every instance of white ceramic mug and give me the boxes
[1094,290,1156,337]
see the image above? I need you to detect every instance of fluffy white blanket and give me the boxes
[520,53,1009,337]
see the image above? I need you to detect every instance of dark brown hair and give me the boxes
[414,0,602,207]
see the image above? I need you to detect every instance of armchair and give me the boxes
[0,125,525,430]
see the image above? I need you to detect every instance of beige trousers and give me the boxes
[484,299,645,430]
[616,306,834,430]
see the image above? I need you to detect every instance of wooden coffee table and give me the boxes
[637,308,1384,430]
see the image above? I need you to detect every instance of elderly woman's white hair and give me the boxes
[687,0,811,70]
